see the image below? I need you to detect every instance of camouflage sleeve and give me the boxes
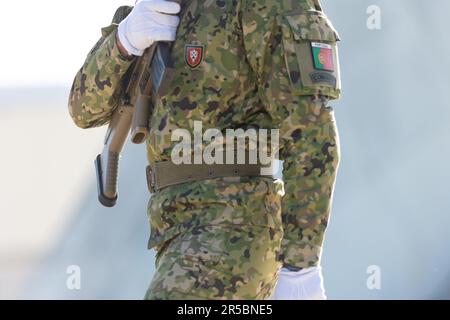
[242,0,341,269]
[68,6,134,129]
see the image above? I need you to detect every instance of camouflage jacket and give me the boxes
[69,0,341,269]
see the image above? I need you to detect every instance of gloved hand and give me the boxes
[270,266,327,300]
[117,0,181,56]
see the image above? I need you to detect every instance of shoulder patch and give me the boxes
[311,42,334,72]
[185,44,204,69]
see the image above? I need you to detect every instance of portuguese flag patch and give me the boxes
[311,42,334,72]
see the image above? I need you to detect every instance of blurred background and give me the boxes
[0,0,449,299]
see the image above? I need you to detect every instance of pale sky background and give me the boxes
[0,0,136,87]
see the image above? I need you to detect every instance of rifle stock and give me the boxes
[95,45,158,207]
[95,104,134,207]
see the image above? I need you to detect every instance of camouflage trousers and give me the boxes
[145,224,283,300]
[143,98,340,299]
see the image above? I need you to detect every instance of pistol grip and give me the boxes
[95,154,118,208]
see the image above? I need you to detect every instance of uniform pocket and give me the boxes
[281,10,341,99]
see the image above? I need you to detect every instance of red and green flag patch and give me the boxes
[311,42,334,72]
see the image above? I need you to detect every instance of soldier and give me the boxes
[69,0,341,300]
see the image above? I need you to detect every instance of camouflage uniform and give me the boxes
[69,0,341,299]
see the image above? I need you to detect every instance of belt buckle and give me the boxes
[146,165,158,194]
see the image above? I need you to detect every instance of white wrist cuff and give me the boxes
[117,21,144,57]
[269,266,327,300]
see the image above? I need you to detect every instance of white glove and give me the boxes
[270,266,327,300]
[118,0,181,56]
